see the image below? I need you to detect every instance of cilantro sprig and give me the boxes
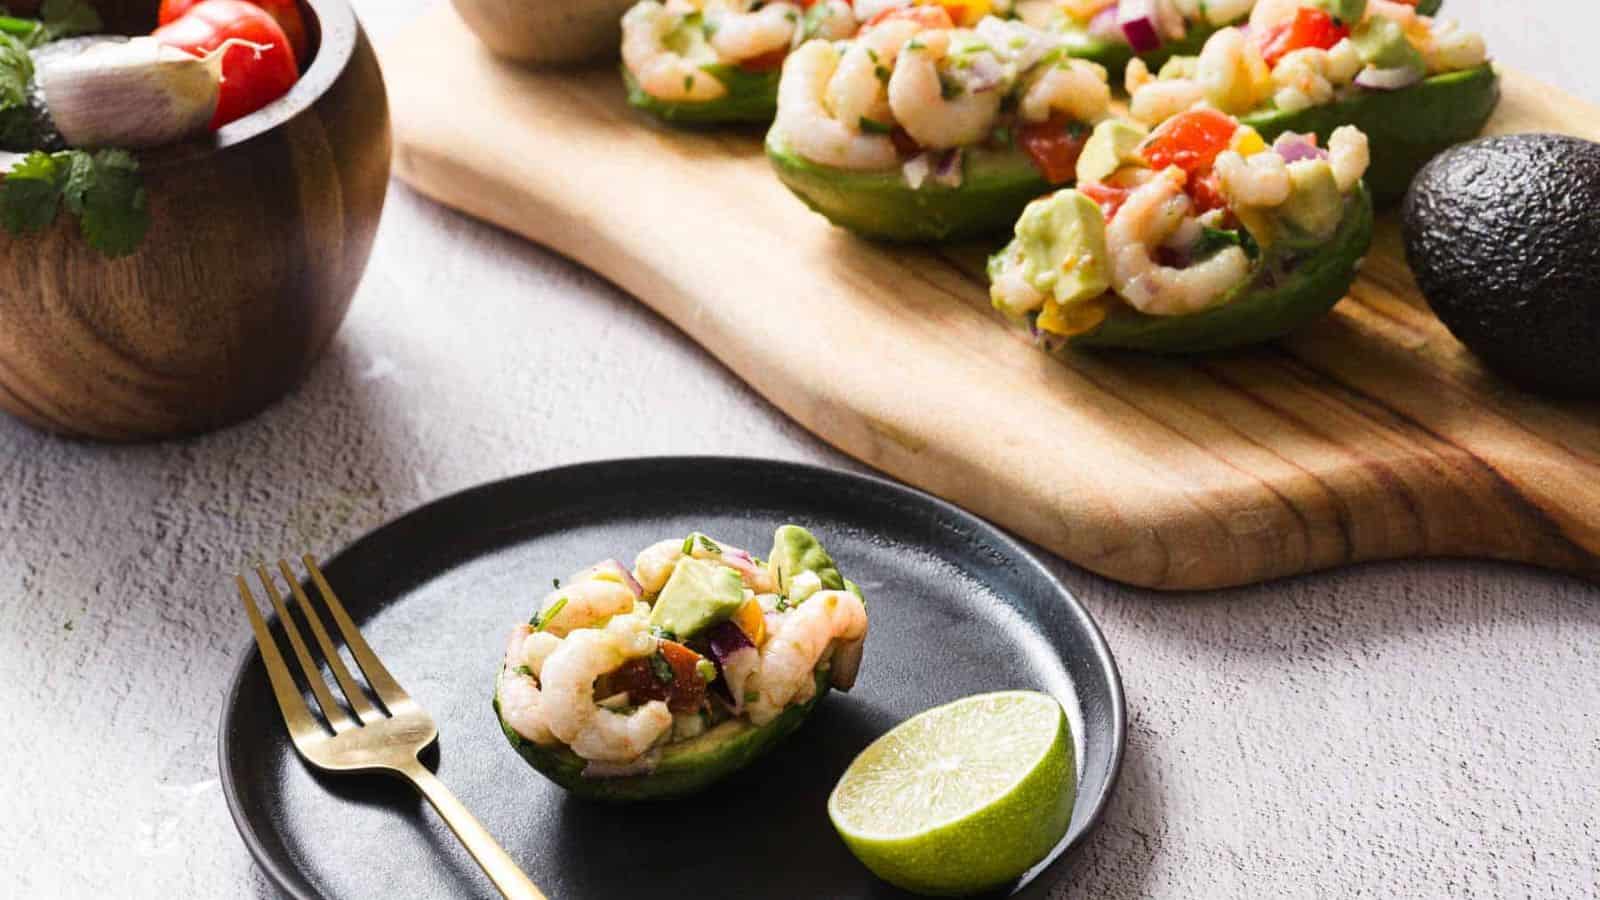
[0,149,149,257]
[0,0,102,48]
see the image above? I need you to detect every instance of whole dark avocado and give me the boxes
[1402,133,1600,396]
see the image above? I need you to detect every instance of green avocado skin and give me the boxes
[1060,19,1224,80]
[1066,182,1374,353]
[623,64,780,125]
[1402,134,1600,397]
[494,670,829,802]
[1243,64,1499,205]
[767,133,1050,242]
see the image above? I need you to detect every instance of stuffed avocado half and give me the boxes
[1030,0,1253,78]
[766,14,1114,241]
[494,526,868,801]
[988,109,1375,353]
[621,0,867,124]
[1121,0,1493,203]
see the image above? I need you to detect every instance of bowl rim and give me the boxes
[140,0,360,170]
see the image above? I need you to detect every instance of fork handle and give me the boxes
[398,759,548,900]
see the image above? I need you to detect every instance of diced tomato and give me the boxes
[1188,171,1229,216]
[602,640,708,713]
[739,47,788,72]
[1256,7,1349,68]
[865,4,954,30]
[1139,108,1238,176]
[890,126,921,158]
[1078,182,1132,220]
[1018,115,1089,185]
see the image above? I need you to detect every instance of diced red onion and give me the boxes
[1354,65,1423,91]
[1118,0,1163,52]
[704,621,758,711]
[587,559,643,598]
[932,148,963,188]
[715,547,763,584]
[1272,132,1328,163]
[1087,4,1125,43]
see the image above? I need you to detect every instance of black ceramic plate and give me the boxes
[220,457,1125,899]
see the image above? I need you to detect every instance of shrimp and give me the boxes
[1124,57,1154,94]
[633,538,684,596]
[774,40,899,169]
[989,245,1047,317]
[1421,19,1486,74]
[1364,0,1418,27]
[1018,58,1111,124]
[539,626,673,763]
[534,567,639,637]
[1196,26,1268,114]
[1271,47,1334,114]
[807,0,859,41]
[1249,0,1300,30]
[709,1,802,63]
[827,19,921,130]
[497,667,558,745]
[1129,77,1205,126]
[1199,0,1252,26]
[622,2,728,102]
[1327,125,1369,192]
[1213,148,1290,207]
[1105,167,1251,316]
[887,30,1002,150]
[504,623,564,677]
[745,590,868,726]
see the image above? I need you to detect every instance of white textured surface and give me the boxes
[3,1,1598,896]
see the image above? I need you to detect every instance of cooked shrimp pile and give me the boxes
[990,109,1369,329]
[496,530,868,775]
[1126,0,1486,122]
[773,13,1111,182]
[623,0,860,103]
[1015,0,1253,37]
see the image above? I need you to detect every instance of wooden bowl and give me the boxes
[451,0,634,64]
[0,0,390,441]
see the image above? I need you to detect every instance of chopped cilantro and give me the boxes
[775,595,790,612]
[552,577,561,588]
[533,596,568,631]
[512,665,533,677]
[650,624,678,641]
[1194,226,1260,261]
[0,31,30,109]
[697,534,722,554]
[650,651,675,684]
[744,689,760,703]
[991,126,1012,148]
[859,116,893,135]
[784,10,796,22]
[866,47,878,63]
[873,64,890,83]
[695,659,717,682]
[939,75,963,100]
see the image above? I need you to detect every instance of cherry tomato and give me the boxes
[1078,181,1132,220]
[158,0,308,62]
[1018,114,1090,185]
[865,4,954,30]
[1257,7,1349,68]
[1139,108,1238,175]
[738,47,788,73]
[154,0,300,130]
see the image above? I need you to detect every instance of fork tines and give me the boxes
[236,556,412,738]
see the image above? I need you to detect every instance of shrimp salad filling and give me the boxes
[988,108,1372,349]
[1125,0,1486,124]
[622,0,864,118]
[770,13,1110,184]
[1019,0,1255,55]
[495,526,867,789]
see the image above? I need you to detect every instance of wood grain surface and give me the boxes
[384,9,1600,590]
[0,0,390,441]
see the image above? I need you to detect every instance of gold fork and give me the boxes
[237,555,546,900]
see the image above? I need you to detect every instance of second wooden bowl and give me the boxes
[0,0,390,441]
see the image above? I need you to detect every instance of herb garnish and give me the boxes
[0,149,149,257]
[513,665,533,677]
[650,651,675,684]
[532,596,568,631]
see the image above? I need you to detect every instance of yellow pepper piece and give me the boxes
[733,597,766,646]
[590,569,622,584]
[1232,128,1268,157]
[1037,295,1111,337]
[917,0,991,27]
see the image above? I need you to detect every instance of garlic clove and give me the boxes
[37,35,219,149]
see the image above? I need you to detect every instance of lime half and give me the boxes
[828,691,1076,896]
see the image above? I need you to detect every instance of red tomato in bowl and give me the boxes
[158,0,309,61]
[154,0,301,130]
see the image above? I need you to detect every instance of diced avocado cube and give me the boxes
[1311,0,1366,25]
[1278,159,1345,242]
[649,558,746,639]
[1076,119,1148,185]
[1011,190,1112,307]
[768,525,845,595]
[1351,16,1424,72]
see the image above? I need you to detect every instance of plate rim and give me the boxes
[217,455,1128,899]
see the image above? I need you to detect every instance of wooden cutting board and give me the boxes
[382,10,1600,590]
